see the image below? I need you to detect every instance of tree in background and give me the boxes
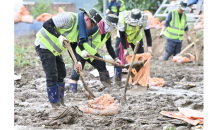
[94,0,163,15]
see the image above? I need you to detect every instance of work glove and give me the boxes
[106,9,110,15]
[114,57,122,67]
[148,46,153,55]
[187,36,192,44]
[124,49,129,58]
[58,35,69,47]
[159,30,164,38]
[82,50,90,58]
[74,61,82,74]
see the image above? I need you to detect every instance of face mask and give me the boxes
[104,23,115,33]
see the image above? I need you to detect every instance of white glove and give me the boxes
[159,30,164,38]
[106,9,110,15]
[114,57,122,67]
[124,49,129,58]
[74,62,82,74]
[58,35,69,47]
[82,50,90,58]
[187,36,192,44]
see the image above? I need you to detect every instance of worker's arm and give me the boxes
[119,30,127,49]
[43,18,61,38]
[105,35,117,59]
[143,19,152,54]
[184,25,192,43]
[160,12,172,37]
[43,13,71,38]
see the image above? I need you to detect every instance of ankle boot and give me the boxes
[99,70,112,87]
[47,84,60,108]
[58,82,67,106]
[70,83,77,93]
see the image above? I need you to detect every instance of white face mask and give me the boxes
[104,22,115,33]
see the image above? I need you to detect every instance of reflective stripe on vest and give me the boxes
[169,10,187,31]
[62,13,77,37]
[88,29,100,49]
[164,10,187,40]
[39,28,62,53]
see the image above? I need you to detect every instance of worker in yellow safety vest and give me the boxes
[70,14,122,91]
[115,9,153,64]
[106,0,126,16]
[34,8,102,108]
[159,1,192,60]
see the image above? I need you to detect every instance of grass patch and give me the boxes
[14,43,36,68]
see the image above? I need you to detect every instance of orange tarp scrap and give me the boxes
[173,53,195,63]
[144,10,165,29]
[36,13,53,22]
[126,53,164,87]
[19,6,30,16]
[194,14,204,30]
[82,94,119,116]
[161,108,204,125]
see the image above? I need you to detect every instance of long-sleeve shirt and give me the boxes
[164,11,188,43]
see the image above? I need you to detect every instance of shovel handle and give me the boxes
[124,41,140,102]
[87,54,121,67]
[63,41,95,99]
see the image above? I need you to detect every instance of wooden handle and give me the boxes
[63,41,95,99]
[179,39,199,54]
[192,32,199,63]
[124,41,140,102]
[87,54,120,66]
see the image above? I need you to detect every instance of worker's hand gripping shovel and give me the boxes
[63,41,95,99]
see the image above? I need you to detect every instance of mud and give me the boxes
[14,30,204,130]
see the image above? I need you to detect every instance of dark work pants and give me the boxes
[35,45,66,87]
[115,37,144,57]
[68,43,107,81]
[162,39,182,60]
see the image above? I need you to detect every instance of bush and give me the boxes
[30,0,53,19]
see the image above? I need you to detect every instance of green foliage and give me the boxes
[163,126,176,130]
[30,0,53,19]
[14,43,34,68]
[94,0,163,14]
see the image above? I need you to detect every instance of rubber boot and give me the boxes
[99,70,112,87]
[47,84,60,108]
[70,83,77,93]
[114,67,122,81]
[58,82,66,106]
[162,52,171,61]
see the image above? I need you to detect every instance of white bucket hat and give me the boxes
[124,9,148,26]
[177,0,188,11]
[78,8,103,24]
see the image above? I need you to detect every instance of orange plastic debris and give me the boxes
[161,108,204,126]
[87,93,114,109]
[194,14,204,30]
[144,10,165,29]
[126,53,164,87]
[82,94,119,116]
[184,53,195,61]
[178,107,204,119]
[36,13,53,22]
[19,6,30,16]
[20,15,34,23]
[14,13,21,23]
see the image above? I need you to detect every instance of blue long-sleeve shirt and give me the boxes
[164,11,188,43]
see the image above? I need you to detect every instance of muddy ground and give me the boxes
[14,29,204,130]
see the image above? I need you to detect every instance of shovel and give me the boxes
[63,41,95,99]
[87,54,144,69]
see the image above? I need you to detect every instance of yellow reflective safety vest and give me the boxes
[76,26,111,62]
[109,0,126,13]
[36,12,79,56]
[164,9,187,40]
[120,11,145,45]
